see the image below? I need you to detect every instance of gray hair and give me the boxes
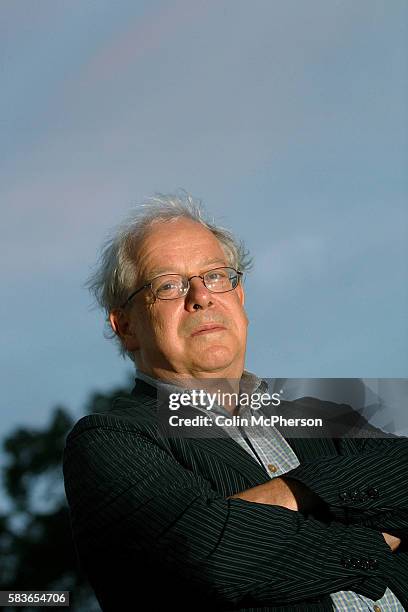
[85,192,253,362]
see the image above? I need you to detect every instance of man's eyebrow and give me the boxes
[147,258,228,278]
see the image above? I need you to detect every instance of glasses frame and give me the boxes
[121,266,243,307]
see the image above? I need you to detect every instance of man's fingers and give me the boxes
[382,532,401,552]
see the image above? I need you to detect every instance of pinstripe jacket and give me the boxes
[63,378,408,611]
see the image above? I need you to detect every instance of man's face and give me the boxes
[112,218,248,381]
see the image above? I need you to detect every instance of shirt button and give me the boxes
[373,606,381,612]
[268,464,278,473]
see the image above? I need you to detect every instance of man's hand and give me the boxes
[228,477,322,513]
[228,477,298,510]
[382,532,401,552]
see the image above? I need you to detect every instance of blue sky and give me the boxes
[1,0,407,442]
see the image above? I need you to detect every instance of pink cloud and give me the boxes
[79,0,213,86]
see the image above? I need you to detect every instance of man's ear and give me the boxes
[236,282,245,307]
[109,309,140,351]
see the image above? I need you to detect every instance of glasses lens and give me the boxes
[152,275,187,299]
[204,267,238,292]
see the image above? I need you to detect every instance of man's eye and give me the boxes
[207,271,227,281]
[208,271,222,279]
[158,282,177,291]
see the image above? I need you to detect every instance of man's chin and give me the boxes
[190,346,237,375]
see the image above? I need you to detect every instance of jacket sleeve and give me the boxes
[63,417,396,607]
[286,415,408,534]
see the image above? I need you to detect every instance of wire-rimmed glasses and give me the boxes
[121,266,243,307]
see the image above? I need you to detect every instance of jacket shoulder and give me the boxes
[65,391,158,445]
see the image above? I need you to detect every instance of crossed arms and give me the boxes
[228,473,401,551]
[63,411,408,607]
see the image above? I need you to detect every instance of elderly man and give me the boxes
[63,194,408,611]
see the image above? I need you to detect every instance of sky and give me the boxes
[1,0,407,443]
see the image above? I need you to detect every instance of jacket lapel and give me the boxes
[129,378,271,483]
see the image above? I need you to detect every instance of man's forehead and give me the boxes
[148,256,228,278]
[133,220,229,275]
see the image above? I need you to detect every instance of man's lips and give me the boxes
[191,324,227,337]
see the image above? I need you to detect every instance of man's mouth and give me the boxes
[191,324,227,337]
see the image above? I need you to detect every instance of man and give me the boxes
[63,194,408,611]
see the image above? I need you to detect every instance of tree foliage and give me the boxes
[0,379,133,611]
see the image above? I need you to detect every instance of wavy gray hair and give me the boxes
[86,192,253,362]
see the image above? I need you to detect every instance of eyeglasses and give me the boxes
[121,266,243,307]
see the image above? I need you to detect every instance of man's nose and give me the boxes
[184,276,214,311]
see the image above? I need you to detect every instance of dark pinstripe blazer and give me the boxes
[63,378,408,611]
